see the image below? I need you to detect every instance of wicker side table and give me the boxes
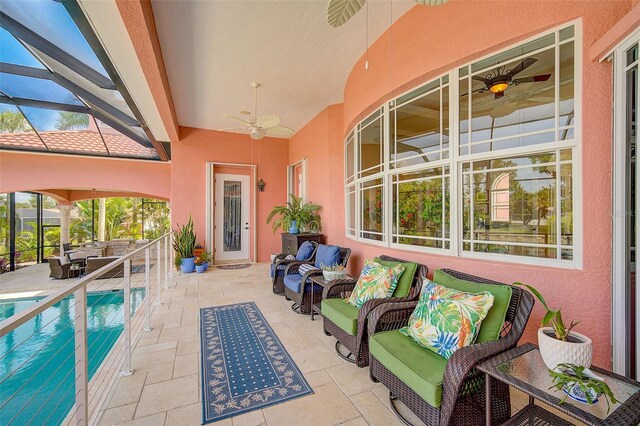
[477,343,640,426]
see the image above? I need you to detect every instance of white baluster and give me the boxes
[144,248,152,332]
[74,286,88,425]
[122,259,134,376]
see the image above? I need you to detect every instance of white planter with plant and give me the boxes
[321,263,347,281]
[518,283,593,370]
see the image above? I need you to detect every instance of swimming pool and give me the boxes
[0,289,145,425]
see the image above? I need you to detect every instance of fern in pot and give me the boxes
[267,194,321,234]
[517,283,592,370]
[173,216,197,273]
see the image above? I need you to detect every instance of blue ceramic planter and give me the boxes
[180,257,196,273]
[195,264,206,274]
[289,220,299,234]
[203,262,209,271]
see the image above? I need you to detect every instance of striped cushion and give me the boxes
[298,264,320,276]
[285,254,296,260]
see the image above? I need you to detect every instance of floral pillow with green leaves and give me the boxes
[400,278,494,359]
[346,260,405,308]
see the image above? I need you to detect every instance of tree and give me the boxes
[55,112,89,131]
[0,109,30,133]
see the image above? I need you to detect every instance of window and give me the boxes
[344,23,580,267]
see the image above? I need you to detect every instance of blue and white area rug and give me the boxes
[200,302,312,424]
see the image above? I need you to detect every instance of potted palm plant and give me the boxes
[517,283,592,369]
[266,194,321,234]
[173,216,197,273]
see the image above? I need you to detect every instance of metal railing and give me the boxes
[0,232,173,425]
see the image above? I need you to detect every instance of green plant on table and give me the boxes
[548,363,618,412]
[266,194,322,233]
[321,263,346,272]
[173,216,196,260]
[515,282,579,341]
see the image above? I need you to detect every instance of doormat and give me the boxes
[200,302,312,423]
[216,264,251,270]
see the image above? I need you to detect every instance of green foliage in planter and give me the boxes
[549,363,619,412]
[516,282,579,341]
[321,263,346,271]
[174,254,183,271]
[266,194,321,233]
[173,216,196,259]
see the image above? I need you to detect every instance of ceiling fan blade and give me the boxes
[508,57,537,77]
[265,125,295,138]
[219,127,251,133]
[222,113,252,126]
[472,75,487,82]
[494,91,505,100]
[512,74,552,84]
[414,0,449,5]
[327,0,365,28]
[256,115,281,129]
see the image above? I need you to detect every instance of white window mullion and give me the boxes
[450,69,460,256]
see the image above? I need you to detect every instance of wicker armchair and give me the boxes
[283,245,351,314]
[322,255,428,367]
[367,269,534,426]
[271,241,318,295]
[48,257,72,279]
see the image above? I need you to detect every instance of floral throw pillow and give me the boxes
[400,278,495,359]
[347,260,405,308]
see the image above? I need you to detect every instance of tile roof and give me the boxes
[0,130,158,159]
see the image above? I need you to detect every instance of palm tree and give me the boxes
[0,109,30,133]
[55,112,89,131]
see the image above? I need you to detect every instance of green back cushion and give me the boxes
[374,257,418,298]
[432,269,512,343]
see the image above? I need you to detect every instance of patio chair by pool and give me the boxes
[321,255,427,367]
[48,257,72,279]
[271,241,318,295]
[367,269,534,425]
[283,244,351,314]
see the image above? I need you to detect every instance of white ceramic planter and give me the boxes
[323,270,347,281]
[538,327,593,369]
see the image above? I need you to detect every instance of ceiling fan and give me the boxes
[222,82,295,140]
[327,0,448,28]
[470,57,552,100]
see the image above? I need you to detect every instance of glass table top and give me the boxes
[496,349,640,420]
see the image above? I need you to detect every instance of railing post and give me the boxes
[169,232,174,280]
[144,248,152,332]
[74,286,88,425]
[122,259,134,376]
[156,240,161,292]
[164,234,169,288]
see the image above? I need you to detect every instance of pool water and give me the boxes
[0,289,145,425]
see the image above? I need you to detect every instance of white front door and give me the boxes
[215,174,250,261]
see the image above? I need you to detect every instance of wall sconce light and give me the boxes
[257,178,265,192]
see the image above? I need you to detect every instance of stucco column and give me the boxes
[98,198,106,241]
[59,204,71,255]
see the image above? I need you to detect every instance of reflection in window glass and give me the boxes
[358,110,383,177]
[391,77,449,168]
[345,133,355,183]
[392,167,449,249]
[347,185,356,236]
[462,151,572,260]
[361,179,384,241]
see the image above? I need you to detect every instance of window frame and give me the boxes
[344,20,582,269]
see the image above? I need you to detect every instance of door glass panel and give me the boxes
[626,56,637,378]
[223,181,242,252]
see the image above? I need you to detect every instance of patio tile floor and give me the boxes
[34,262,577,426]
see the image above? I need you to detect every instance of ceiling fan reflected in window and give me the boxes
[326,0,449,28]
[471,58,552,100]
[221,82,295,140]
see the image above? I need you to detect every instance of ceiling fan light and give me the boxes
[489,82,509,93]
[250,127,265,140]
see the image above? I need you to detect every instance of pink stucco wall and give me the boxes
[170,127,289,262]
[288,0,636,368]
[0,151,171,201]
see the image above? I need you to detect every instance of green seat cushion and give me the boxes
[321,298,359,336]
[374,257,418,298]
[433,270,513,343]
[370,330,447,408]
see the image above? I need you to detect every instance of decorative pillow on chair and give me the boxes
[285,254,296,260]
[298,263,320,276]
[347,260,405,309]
[400,279,494,359]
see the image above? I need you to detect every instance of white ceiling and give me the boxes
[151,0,414,136]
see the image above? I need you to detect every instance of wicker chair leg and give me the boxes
[291,303,306,315]
[335,341,355,363]
[285,296,292,301]
[324,328,331,336]
[389,393,415,426]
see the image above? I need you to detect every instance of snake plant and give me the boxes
[173,216,196,259]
